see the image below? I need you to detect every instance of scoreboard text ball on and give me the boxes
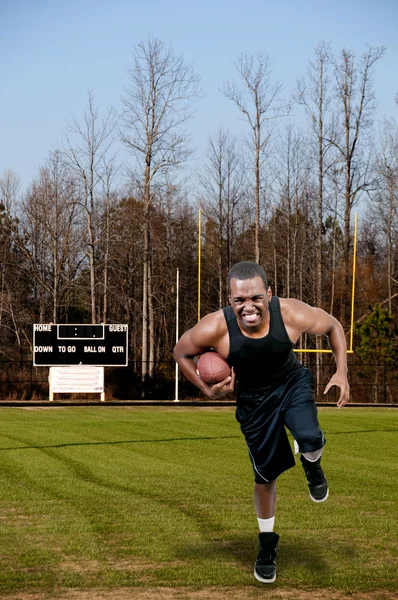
[33,324,128,366]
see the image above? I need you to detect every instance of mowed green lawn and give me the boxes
[0,406,397,597]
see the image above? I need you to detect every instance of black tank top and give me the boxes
[223,296,300,391]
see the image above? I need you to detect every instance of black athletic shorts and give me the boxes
[236,366,325,483]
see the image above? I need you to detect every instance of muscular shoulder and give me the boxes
[195,310,227,348]
[280,297,335,336]
[177,308,228,355]
[196,309,228,338]
[280,298,314,326]
[280,298,330,335]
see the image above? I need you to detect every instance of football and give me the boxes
[197,351,231,385]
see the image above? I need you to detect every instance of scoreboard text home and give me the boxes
[33,324,128,366]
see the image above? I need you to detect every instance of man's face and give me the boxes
[229,276,271,332]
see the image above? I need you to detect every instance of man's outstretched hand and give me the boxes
[324,373,350,408]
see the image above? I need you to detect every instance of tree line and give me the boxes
[0,38,397,402]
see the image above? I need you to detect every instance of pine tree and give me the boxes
[356,304,398,402]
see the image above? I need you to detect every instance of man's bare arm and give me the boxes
[320,314,350,408]
[283,299,350,407]
[173,312,235,399]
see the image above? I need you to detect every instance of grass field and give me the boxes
[0,406,397,599]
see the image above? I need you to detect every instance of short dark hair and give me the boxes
[227,261,268,293]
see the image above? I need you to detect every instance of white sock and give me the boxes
[302,448,323,462]
[257,516,275,532]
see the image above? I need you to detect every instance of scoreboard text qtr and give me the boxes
[33,324,128,366]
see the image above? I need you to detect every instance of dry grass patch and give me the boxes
[5,587,398,600]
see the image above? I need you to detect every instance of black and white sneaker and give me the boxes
[300,455,329,502]
[254,531,279,583]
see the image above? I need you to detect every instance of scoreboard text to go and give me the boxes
[33,324,128,366]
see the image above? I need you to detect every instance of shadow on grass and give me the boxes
[177,533,357,575]
[2,428,397,452]
[327,429,398,435]
[0,434,241,452]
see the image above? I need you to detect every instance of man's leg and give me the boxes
[283,369,328,502]
[253,481,279,584]
[293,415,328,502]
[300,452,328,502]
[254,481,276,521]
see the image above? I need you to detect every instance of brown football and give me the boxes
[197,351,231,385]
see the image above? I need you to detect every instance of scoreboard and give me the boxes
[33,324,128,366]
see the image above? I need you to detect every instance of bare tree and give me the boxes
[375,118,398,313]
[326,167,344,316]
[295,41,333,309]
[330,45,385,318]
[120,37,201,380]
[0,169,20,214]
[0,170,25,358]
[21,151,81,323]
[198,126,245,307]
[150,182,197,364]
[223,52,288,263]
[97,158,121,324]
[63,90,116,323]
[295,42,335,394]
[0,169,21,329]
[272,124,310,298]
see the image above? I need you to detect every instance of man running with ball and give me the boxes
[174,261,350,583]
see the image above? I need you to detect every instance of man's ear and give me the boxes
[267,287,272,300]
[228,296,232,305]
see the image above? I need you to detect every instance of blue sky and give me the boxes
[1,0,397,193]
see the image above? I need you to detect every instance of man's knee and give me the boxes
[302,448,323,462]
[295,428,325,453]
[254,480,276,489]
